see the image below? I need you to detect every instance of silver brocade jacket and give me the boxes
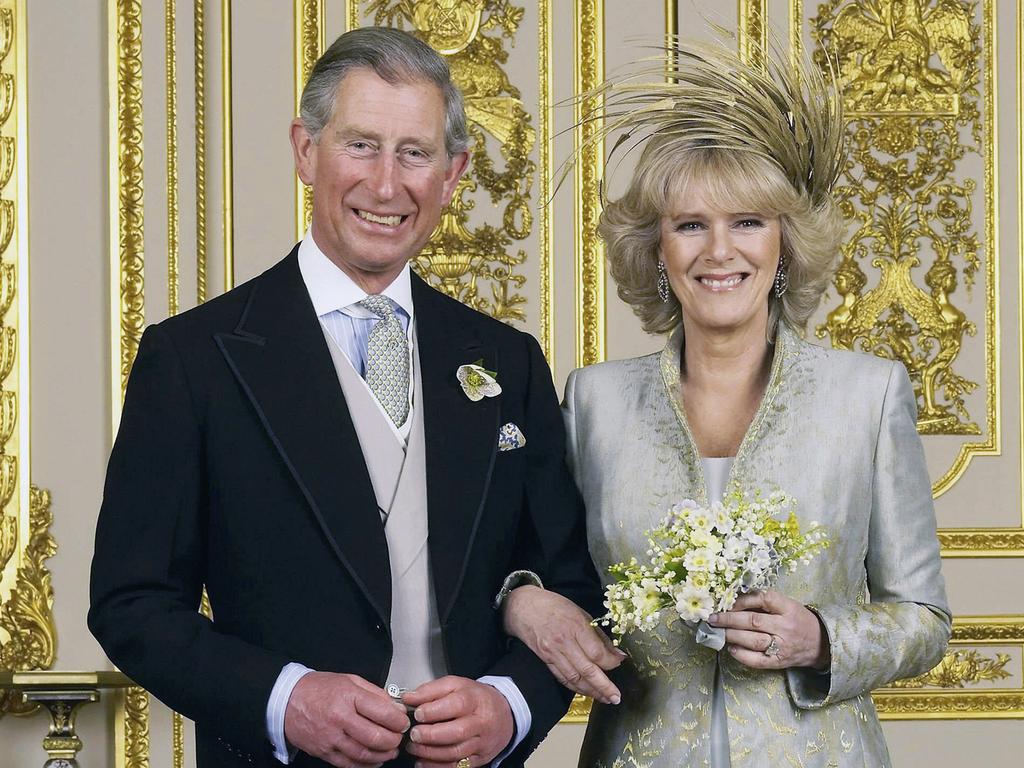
[564,323,951,768]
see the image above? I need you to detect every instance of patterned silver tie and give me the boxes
[359,295,410,428]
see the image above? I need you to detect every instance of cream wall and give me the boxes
[0,1,1022,766]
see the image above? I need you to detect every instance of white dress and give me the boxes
[704,456,734,768]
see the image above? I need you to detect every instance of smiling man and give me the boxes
[89,26,599,768]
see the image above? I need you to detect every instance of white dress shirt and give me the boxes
[265,232,530,763]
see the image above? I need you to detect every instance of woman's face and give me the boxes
[659,181,782,339]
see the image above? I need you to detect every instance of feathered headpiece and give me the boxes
[570,37,845,207]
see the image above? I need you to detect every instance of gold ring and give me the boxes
[456,760,472,768]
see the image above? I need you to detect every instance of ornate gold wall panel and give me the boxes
[295,0,323,241]
[810,0,999,501]
[195,0,208,304]
[0,0,56,719]
[738,0,767,66]
[108,0,150,763]
[328,1,555,355]
[222,0,234,291]
[166,0,180,317]
[575,0,604,366]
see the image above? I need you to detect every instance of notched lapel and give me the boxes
[414,277,500,622]
[215,254,391,627]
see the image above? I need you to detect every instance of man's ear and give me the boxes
[441,151,470,205]
[290,118,317,186]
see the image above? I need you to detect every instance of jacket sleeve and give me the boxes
[485,334,602,762]
[787,361,952,707]
[89,324,289,758]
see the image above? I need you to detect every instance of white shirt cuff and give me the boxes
[477,675,531,767]
[266,662,314,763]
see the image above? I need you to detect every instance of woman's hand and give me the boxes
[502,585,626,704]
[707,590,830,671]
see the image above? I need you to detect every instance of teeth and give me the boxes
[357,210,402,227]
[700,275,743,289]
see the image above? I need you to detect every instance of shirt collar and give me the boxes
[297,230,415,321]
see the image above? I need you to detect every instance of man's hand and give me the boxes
[503,585,625,704]
[284,672,409,768]
[401,676,514,767]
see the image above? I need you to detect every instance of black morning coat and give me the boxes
[89,248,601,767]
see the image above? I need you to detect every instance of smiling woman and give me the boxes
[600,141,844,341]
[500,39,951,768]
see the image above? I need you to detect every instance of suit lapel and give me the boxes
[214,250,391,627]
[413,275,499,622]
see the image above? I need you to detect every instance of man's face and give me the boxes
[291,68,468,292]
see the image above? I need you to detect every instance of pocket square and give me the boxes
[497,422,526,452]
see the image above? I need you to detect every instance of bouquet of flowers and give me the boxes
[598,489,828,649]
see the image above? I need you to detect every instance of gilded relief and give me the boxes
[365,0,534,322]
[812,0,986,436]
[890,648,1011,688]
[0,0,55,719]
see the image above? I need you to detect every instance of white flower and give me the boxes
[722,536,748,562]
[674,583,715,623]
[456,362,501,401]
[632,578,663,617]
[747,546,773,573]
[683,547,715,572]
[686,507,714,532]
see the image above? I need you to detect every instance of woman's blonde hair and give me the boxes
[601,138,845,336]
[573,39,846,338]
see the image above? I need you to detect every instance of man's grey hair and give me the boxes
[299,26,469,157]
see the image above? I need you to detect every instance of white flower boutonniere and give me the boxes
[457,359,501,401]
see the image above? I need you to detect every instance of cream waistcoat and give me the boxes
[322,327,446,691]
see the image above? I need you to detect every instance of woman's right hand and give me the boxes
[502,585,626,704]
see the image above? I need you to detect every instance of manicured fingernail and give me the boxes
[708,613,719,623]
[414,707,424,722]
[614,648,627,657]
[409,727,420,743]
[610,694,621,705]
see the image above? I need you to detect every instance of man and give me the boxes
[89,27,599,768]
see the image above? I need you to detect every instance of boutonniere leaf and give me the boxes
[457,359,501,402]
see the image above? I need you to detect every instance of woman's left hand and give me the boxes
[707,590,830,671]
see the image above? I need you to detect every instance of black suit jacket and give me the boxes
[89,249,600,767]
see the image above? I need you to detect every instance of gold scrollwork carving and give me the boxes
[295,0,323,239]
[576,0,604,366]
[363,0,535,324]
[0,487,57,717]
[116,685,151,768]
[890,649,1011,688]
[811,0,996,498]
[0,0,56,720]
[110,0,146,415]
[738,0,767,67]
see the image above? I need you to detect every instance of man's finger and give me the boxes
[352,690,413,732]
[403,675,463,707]
[325,729,399,767]
[577,628,626,671]
[406,736,482,764]
[409,717,472,747]
[412,688,471,724]
[562,641,621,703]
[338,709,407,752]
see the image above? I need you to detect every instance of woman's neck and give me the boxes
[681,322,773,393]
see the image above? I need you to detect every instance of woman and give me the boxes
[503,42,951,766]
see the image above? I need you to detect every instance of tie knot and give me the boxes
[359,294,396,320]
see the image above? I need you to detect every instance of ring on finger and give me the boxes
[763,635,780,657]
[456,759,472,768]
